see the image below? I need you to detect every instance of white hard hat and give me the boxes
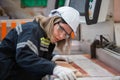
[49,6,80,34]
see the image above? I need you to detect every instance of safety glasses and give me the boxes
[57,24,71,39]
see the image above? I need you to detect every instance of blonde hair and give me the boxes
[35,15,71,54]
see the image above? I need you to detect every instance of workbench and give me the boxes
[49,54,120,80]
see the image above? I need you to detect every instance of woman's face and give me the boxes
[51,22,72,43]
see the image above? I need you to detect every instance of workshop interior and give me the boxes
[0,0,120,80]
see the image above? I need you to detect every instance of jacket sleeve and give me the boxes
[15,24,56,76]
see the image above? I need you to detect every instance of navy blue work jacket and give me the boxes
[0,20,56,80]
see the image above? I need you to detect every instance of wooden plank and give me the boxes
[55,61,84,77]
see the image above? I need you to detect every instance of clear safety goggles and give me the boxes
[57,24,75,39]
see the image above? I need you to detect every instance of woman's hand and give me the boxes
[53,66,76,80]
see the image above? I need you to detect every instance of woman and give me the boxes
[0,6,80,80]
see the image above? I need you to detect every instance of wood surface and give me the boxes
[55,61,82,77]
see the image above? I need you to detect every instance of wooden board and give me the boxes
[55,61,82,77]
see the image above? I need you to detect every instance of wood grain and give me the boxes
[55,61,82,77]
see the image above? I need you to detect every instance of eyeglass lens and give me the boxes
[57,24,70,38]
